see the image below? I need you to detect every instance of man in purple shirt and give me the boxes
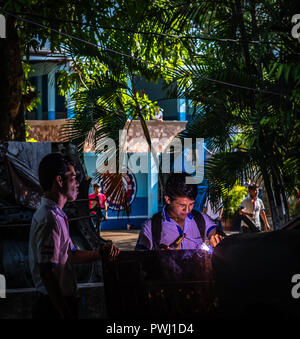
[136,173,224,250]
[29,153,119,319]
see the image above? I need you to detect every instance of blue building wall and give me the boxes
[83,153,149,230]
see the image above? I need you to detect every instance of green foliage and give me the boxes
[174,0,300,228]
[25,121,37,142]
[4,0,299,220]
[125,92,159,120]
[223,185,248,219]
[3,0,192,112]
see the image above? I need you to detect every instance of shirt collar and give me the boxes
[41,197,67,218]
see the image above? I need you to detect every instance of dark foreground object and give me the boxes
[212,217,300,319]
[103,215,300,320]
[102,249,215,319]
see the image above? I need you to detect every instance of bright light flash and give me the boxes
[200,243,213,253]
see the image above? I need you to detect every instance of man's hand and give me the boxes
[209,234,224,248]
[159,244,171,250]
[265,224,271,232]
[99,242,120,261]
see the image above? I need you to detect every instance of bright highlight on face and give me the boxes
[63,165,79,202]
[249,188,258,199]
[165,196,195,220]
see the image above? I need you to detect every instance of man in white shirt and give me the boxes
[239,183,271,233]
[29,153,119,319]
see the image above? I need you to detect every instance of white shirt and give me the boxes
[29,197,77,296]
[239,196,265,230]
[204,198,223,220]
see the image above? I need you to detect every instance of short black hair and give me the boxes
[93,183,101,189]
[38,153,75,192]
[248,183,259,191]
[164,173,198,201]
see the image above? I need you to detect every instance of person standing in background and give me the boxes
[239,183,271,233]
[89,183,108,237]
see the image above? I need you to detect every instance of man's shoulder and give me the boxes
[31,204,59,228]
[142,217,153,228]
[140,212,162,232]
[257,197,264,206]
[193,210,211,225]
[241,196,250,204]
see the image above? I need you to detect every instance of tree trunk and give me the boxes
[0,16,36,141]
[260,161,280,230]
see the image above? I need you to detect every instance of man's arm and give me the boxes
[203,213,224,248]
[71,250,100,264]
[72,244,119,264]
[239,207,253,218]
[104,201,108,220]
[260,210,271,231]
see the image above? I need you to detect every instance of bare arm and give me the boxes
[104,201,108,220]
[71,250,100,264]
[260,210,271,231]
[72,244,119,264]
[239,207,253,217]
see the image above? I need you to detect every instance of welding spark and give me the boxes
[200,243,213,254]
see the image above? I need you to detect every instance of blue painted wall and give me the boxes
[83,153,149,230]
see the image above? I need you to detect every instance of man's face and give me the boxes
[165,196,195,220]
[62,165,79,202]
[249,188,258,200]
